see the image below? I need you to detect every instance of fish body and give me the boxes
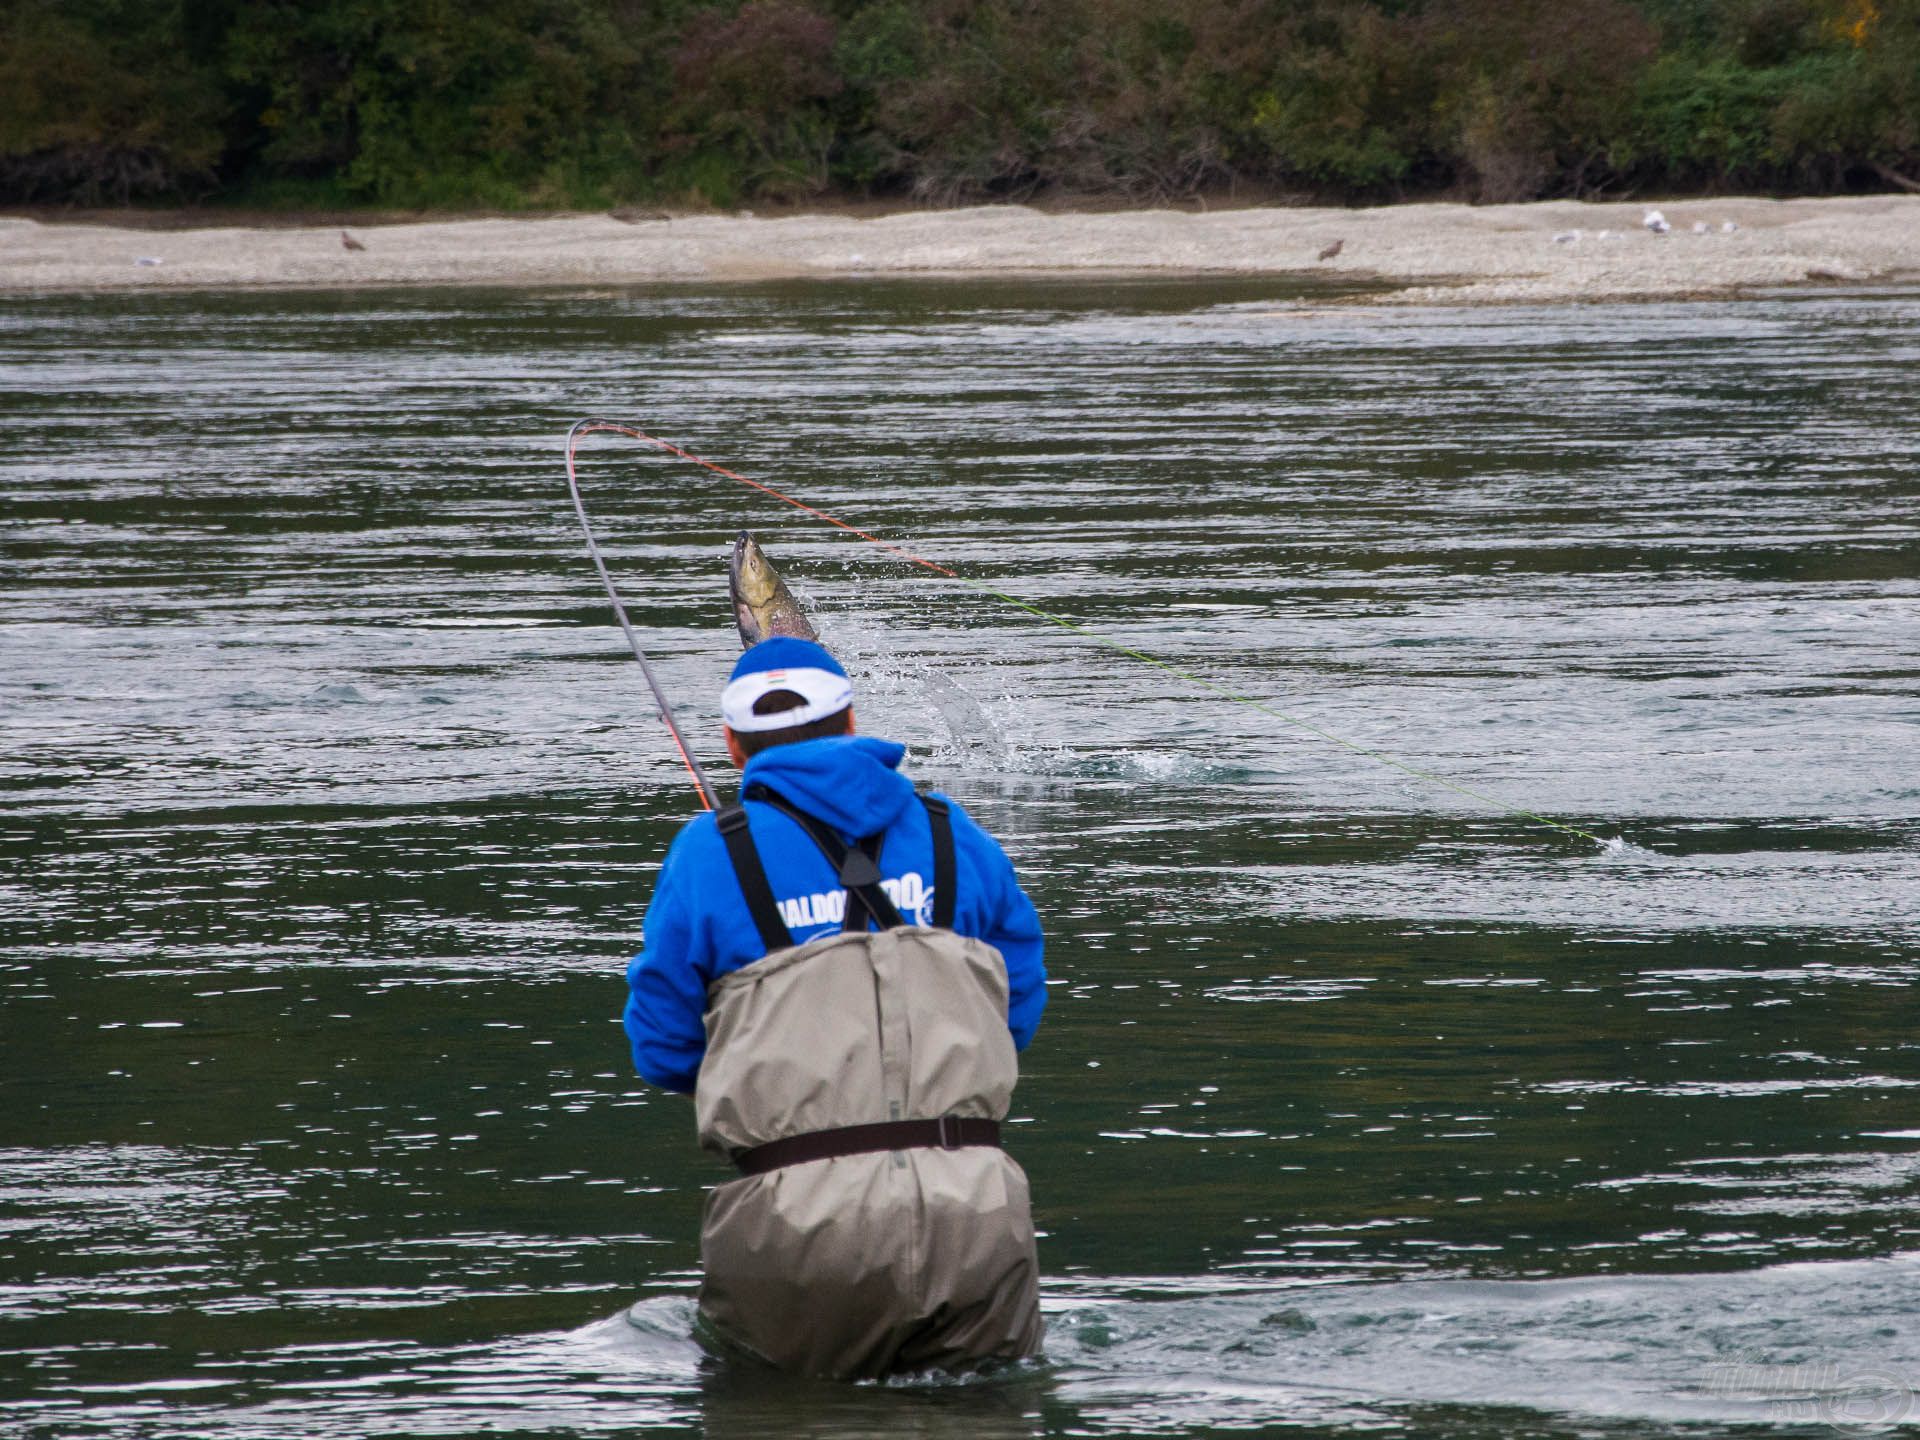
[729,531,819,647]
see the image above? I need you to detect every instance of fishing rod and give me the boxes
[565,418,720,810]
[564,418,1610,849]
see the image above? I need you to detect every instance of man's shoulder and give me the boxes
[921,791,1014,865]
[667,786,1003,865]
[922,788,983,829]
[663,796,812,873]
[659,807,729,878]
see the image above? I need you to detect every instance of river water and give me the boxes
[3,279,1917,1439]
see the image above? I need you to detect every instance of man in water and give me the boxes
[624,636,1047,1378]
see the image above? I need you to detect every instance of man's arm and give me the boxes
[948,800,1047,1050]
[993,876,1047,1051]
[624,829,714,1094]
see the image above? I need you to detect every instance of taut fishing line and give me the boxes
[565,420,720,810]
[565,418,1610,850]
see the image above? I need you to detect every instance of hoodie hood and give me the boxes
[740,734,915,837]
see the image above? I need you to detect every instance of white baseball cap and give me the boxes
[720,637,854,733]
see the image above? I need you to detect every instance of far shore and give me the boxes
[4,195,1917,305]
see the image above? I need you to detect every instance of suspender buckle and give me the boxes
[838,848,883,888]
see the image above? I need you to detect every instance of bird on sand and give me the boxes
[1642,210,1670,235]
[1317,238,1344,261]
[341,230,366,252]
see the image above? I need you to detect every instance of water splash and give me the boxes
[1600,836,1664,860]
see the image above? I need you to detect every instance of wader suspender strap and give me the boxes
[714,805,792,954]
[923,795,956,932]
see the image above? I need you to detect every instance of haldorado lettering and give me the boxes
[778,871,932,931]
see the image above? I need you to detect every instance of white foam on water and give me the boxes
[519,1258,1920,1435]
[1599,835,1665,860]
[1036,1253,1920,1433]
[18,1259,1915,1437]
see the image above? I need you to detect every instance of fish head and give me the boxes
[730,531,779,609]
[728,530,819,647]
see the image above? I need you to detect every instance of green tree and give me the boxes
[0,0,224,202]
[222,0,660,206]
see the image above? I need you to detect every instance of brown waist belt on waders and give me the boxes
[715,783,1002,1177]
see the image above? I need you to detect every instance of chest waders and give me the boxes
[691,784,1043,1378]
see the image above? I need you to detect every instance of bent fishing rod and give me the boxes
[564,418,1611,850]
[565,419,720,810]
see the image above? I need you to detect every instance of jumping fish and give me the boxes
[729,530,819,646]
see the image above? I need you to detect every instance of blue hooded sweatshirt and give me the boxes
[624,734,1047,1094]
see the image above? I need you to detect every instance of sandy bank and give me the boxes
[3,196,1917,304]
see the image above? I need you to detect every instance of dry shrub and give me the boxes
[668,1,843,200]
[1422,0,1661,200]
[849,0,1286,204]
[673,2,842,118]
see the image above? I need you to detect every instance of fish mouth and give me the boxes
[727,531,759,645]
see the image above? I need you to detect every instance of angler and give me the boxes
[623,632,1049,1378]
[563,415,1613,1346]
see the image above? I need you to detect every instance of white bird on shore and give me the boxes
[1552,230,1580,244]
[1722,220,1740,234]
[1692,221,1709,234]
[1643,209,1670,234]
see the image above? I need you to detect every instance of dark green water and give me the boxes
[3,280,1917,1438]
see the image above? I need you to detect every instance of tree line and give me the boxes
[3,0,1916,210]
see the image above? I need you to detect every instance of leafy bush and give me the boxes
[1242,0,1658,200]
[1247,6,1433,193]
[222,0,658,207]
